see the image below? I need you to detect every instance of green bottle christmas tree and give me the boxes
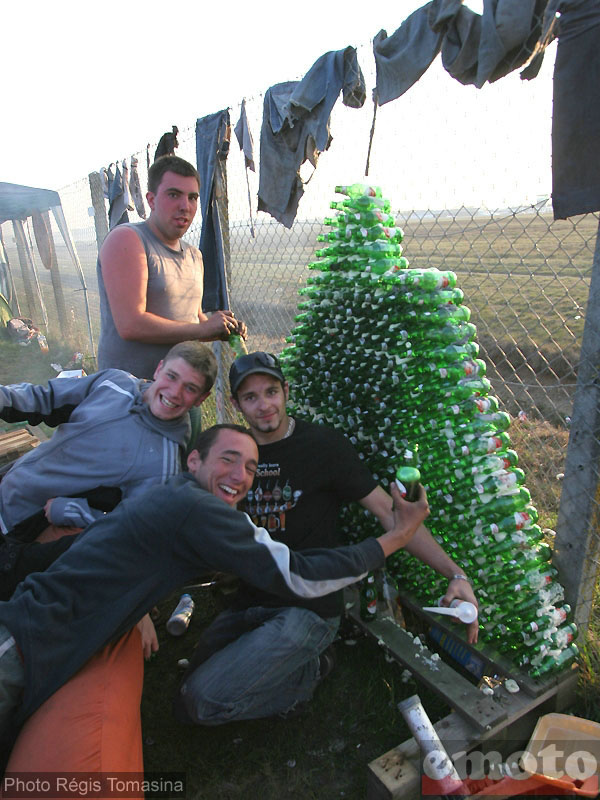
[279,183,577,680]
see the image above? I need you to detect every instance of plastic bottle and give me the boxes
[166,593,195,635]
[37,333,49,353]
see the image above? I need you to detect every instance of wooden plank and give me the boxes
[346,602,507,733]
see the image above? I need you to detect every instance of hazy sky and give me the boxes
[2,0,440,190]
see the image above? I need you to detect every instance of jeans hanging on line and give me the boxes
[195,110,230,312]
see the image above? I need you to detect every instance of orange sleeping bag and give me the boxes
[4,628,144,798]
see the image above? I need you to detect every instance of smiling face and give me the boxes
[146,171,200,247]
[232,373,289,444]
[144,356,210,420]
[187,428,258,507]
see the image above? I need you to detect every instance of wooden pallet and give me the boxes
[0,428,41,470]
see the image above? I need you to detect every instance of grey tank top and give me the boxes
[96,222,204,378]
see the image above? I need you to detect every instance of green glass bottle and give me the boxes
[395,466,421,502]
[411,321,478,345]
[317,223,403,244]
[473,467,526,496]
[330,196,392,212]
[470,449,520,475]
[530,644,579,678]
[360,572,378,622]
[335,183,382,198]
[365,258,410,275]
[229,332,248,357]
[448,430,511,458]
[395,268,457,290]
[357,241,403,258]
[462,411,511,434]
[324,209,396,228]
[532,604,571,629]
[417,304,472,326]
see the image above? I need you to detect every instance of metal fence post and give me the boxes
[553,218,600,633]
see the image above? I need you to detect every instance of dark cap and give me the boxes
[229,352,286,396]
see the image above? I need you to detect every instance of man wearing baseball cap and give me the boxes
[175,352,477,726]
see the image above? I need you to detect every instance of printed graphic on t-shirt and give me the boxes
[243,463,302,533]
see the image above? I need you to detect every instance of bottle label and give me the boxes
[395,480,407,496]
[514,511,530,529]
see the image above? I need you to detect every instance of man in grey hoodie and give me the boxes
[0,340,216,537]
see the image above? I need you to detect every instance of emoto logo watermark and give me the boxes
[421,741,600,796]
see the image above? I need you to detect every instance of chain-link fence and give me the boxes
[1,29,598,619]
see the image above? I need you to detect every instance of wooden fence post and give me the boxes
[88,172,109,252]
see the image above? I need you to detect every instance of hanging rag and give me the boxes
[373,0,547,105]
[234,99,256,171]
[196,109,231,311]
[258,46,366,228]
[154,126,179,161]
[31,211,57,272]
[99,169,109,200]
[107,164,129,230]
[551,0,600,219]
[129,156,147,219]
[121,160,134,216]
[234,99,256,237]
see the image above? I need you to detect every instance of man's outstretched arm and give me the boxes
[361,484,478,643]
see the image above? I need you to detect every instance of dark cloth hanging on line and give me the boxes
[258,46,366,229]
[196,109,231,311]
[551,0,600,219]
[373,0,547,105]
[234,99,257,238]
[154,126,179,161]
[107,164,129,230]
[129,156,147,219]
[234,99,255,172]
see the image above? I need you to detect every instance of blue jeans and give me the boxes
[177,606,339,724]
[0,623,24,739]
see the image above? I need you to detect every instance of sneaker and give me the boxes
[317,645,336,682]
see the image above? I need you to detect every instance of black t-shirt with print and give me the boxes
[233,419,378,618]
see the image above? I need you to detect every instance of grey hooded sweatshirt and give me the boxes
[0,369,189,534]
